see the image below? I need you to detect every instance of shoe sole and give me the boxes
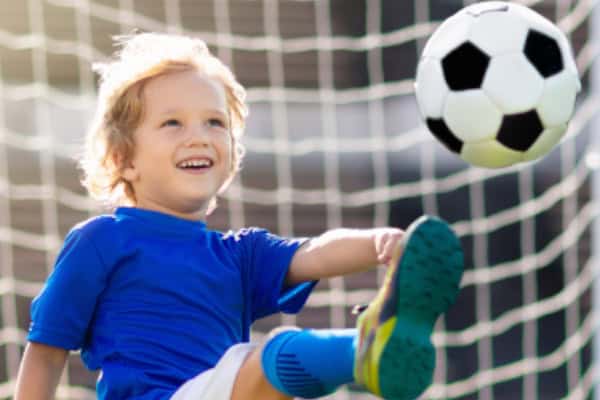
[372,216,464,399]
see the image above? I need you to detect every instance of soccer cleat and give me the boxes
[353,215,464,400]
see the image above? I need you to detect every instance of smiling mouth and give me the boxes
[176,159,214,170]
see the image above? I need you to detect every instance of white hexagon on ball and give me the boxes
[415,58,448,119]
[523,124,567,161]
[461,140,522,168]
[463,1,509,16]
[512,3,563,46]
[536,70,579,127]
[422,12,474,59]
[468,10,529,55]
[483,53,544,114]
[556,35,580,83]
[443,90,502,142]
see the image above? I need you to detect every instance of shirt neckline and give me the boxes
[115,207,207,236]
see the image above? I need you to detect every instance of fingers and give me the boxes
[375,229,403,265]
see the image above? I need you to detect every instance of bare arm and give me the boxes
[286,227,403,285]
[15,342,68,400]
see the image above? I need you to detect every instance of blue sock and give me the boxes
[261,328,356,398]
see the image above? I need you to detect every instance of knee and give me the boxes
[231,345,292,400]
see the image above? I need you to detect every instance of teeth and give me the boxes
[178,159,212,168]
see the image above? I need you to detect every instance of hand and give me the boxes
[373,227,404,265]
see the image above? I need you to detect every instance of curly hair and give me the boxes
[80,32,248,212]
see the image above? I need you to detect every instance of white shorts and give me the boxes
[170,343,256,400]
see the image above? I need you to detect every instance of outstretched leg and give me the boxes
[238,215,463,400]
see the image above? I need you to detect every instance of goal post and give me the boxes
[0,1,598,399]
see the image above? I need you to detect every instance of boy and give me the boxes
[15,33,464,400]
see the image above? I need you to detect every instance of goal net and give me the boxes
[0,0,598,399]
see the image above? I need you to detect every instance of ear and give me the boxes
[115,153,139,183]
[121,164,140,182]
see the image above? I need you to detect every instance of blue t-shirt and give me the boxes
[28,207,315,399]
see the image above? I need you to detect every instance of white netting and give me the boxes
[0,0,598,399]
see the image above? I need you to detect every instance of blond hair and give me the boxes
[80,32,247,212]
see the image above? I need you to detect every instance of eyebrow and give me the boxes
[160,108,228,117]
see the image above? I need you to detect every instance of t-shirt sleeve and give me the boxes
[240,228,317,321]
[28,229,109,350]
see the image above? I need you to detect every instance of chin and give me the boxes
[179,197,212,212]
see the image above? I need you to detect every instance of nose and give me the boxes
[185,123,210,147]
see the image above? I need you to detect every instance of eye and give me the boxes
[161,119,181,128]
[207,118,226,128]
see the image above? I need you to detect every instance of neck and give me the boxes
[132,199,208,221]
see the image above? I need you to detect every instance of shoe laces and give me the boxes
[351,304,368,315]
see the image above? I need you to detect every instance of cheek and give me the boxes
[220,135,234,163]
[137,137,170,161]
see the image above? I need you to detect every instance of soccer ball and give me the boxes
[415,1,581,168]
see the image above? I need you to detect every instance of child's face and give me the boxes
[122,68,232,220]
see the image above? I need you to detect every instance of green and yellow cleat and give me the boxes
[353,215,464,400]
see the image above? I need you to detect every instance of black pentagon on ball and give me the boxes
[426,118,463,153]
[496,110,543,152]
[524,29,563,78]
[442,42,490,91]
